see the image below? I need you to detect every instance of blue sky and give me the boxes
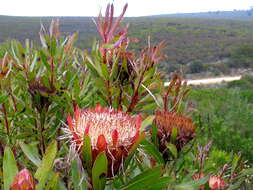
[0,0,252,16]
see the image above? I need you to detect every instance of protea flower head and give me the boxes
[64,104,142,176]
[209,176,225,190]
[154,110,195,158]
[10,169,35,190]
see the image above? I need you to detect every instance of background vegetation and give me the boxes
[1,13,253,77]
[190,76,253,163]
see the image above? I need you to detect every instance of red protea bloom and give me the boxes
[64,104,142,176]
[154,110,195,159]
[209,176,225,190]
[10,169,35,190]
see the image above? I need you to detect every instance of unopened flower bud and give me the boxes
[209,176,225,190]
[153,110,195,160]
[10,169,35,190]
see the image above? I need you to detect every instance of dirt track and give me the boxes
[164,76,241,86]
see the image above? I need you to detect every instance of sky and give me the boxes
[0,0,252,17]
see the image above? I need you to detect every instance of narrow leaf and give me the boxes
[120,166,163,190]
[124,133,144,170]
[45,173,59,190]
[92,152,108,190]
[20,141,41,167]
[71,159,88,190]
[171,128,178,144]
[35,140,57,190]
[141,115,155,131]
[3,146,18,190]
[0,93,8,104]
[166,143,178,158]
[175,176,209,190]
[151,124,158,148]
[82,135,92,168]
[141,140,164,165]
[145,177,172,190]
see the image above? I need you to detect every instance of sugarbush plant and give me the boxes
[0,4,253,190]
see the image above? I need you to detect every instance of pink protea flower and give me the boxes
[209,176,225,190]
[64,104,142,176]
[10,169,35,190]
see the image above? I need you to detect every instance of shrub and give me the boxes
[230,44,253,68]
[227,75,253,90]
[188,60,205,73]
[191,88,253,163]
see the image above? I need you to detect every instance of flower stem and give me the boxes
[2,103,10,136]
[39,111,46,154]
[9,87,17,112]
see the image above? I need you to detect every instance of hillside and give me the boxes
[151,9,253,20]
[1,15,253,75]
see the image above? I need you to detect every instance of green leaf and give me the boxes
[141,115,155,131]
[82,135,92,168]
[92,152,108,190]
[40,50,50,70]
[100,62,109,80]
[58,180,68,190]
[240,168,253,176]
[50,37,57,56]
[124,133,144,170]
[109,55,119,81]
[30,52,38,72]
[120,166,163,190]
[227,178,245,190]
[171,128,178,144]
[175,176,209,190]
[85,56,100,77]
[35,140,57,190]
[151,124,158,148]
[141,140,164,164]
[231,153,241,175]
[16,133,37,139]
[139,102,157,112]
[20,141,41,167]
[166,143,178,158]
[45,173,59,190]
[102,44,113,49]
[234,168,253,180]
[145,177,172,190]
[71,159,88,190]
[3,146,18,190]
[0,93,8,104]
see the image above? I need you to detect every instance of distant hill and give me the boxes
[151,10,253,20]
[1,14,253,74]
[0,16,96,46]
